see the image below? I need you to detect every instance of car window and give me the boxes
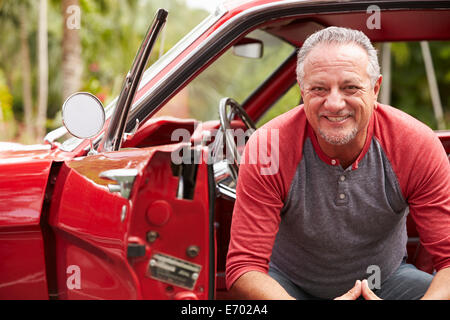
[154,30,294,122]
[256,84,301,127]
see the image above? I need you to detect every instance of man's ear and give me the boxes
[373,75,383,100]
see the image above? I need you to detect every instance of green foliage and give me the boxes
[79,0,208,105]
[0,0,209,141]
[259,41,450,130]
[0,69,16,139]
[390,41,450,129]
[257,85,301,127]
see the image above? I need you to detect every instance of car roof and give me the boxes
[215,0,450,46]
[263,5,450,46]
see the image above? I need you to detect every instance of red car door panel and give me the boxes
[49,145,212,299]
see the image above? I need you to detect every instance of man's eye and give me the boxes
[312,87,325,92]
[344,85,359,91]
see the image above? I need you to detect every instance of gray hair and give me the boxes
[296,27,380,88]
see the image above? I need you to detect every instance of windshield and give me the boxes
[154,29,294,122]
[56,7,226,152]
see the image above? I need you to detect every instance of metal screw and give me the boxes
[186,245,200,258]
[192,272,199,280]
[146,231,159,243]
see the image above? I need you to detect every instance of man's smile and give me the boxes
[321,114,353,124]
[325,115,350,122]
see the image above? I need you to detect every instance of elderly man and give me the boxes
[225,27,450,300]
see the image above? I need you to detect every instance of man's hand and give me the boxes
[361,279,382,300]
[334,279,382,300]
[334,280,362,300]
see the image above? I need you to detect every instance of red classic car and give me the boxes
[0,0,449,300]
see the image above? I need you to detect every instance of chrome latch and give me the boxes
[99,168,139,199]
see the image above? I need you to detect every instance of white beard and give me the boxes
[318,126,358,145]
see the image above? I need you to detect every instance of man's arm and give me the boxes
[231,273,373,300]
[421,267,450,300]
[229,271,295,300]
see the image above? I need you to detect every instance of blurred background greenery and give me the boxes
[0,0,448,144]
[0,0,211,143]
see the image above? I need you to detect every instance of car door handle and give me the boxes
[99,169,139,199]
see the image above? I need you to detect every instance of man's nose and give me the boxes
[324,88,346,112]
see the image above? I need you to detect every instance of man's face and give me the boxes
[301,43,381,149]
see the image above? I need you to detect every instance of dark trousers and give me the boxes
[268,261,433,300]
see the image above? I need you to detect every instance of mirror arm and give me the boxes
[87,139,98,155]
[100,9,168,153]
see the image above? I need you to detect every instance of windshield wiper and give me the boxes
[100,8,168,152]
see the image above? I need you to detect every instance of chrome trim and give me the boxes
[44,126,68,145]
[103,9,168,152]
[213,160,237,200]
[99,168,139,199]
[217,181,237,201]
[120,205,127,222]
[123,119,140,142]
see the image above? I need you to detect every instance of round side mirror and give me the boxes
[62,92,106,139]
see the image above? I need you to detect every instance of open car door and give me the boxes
[48,144,214,299]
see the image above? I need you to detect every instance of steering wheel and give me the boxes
[218,97,256,182]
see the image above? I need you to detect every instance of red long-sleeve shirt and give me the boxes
[226,103,450,298]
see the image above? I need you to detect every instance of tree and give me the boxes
[36,0,48,140]
[62,0,82,100]
[19,1,34,140]
[0,0,35,141]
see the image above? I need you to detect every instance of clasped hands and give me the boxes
[334,279,382,300]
